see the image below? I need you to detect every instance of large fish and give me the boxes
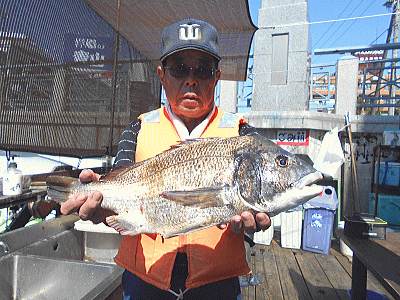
[47,135,323,238]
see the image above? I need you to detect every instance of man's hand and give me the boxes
[218,212,271,234]
[60,169,114,223]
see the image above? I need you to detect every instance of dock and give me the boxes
[0,213,396,299]
[241,233,394,300]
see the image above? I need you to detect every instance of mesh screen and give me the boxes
[0,0,255,158]
[0,0,161,157]
[83,0,257,81]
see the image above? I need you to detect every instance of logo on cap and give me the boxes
[179,24,201,41]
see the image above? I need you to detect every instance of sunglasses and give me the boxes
[164,63,217,80]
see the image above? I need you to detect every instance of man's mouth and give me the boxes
[181,100,199,109]
[180,94,200,107]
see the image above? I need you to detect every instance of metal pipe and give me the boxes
[314,42,400,55]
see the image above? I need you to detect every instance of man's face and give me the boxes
[158,50,221,123]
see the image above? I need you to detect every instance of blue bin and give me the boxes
[302,186,339,255]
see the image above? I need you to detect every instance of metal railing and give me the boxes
[309,64,336,112]
[358,59,400,111]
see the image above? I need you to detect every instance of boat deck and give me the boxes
[241,233,394,300]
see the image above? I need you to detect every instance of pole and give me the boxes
[346,114,362,214]
[109,0,121,155]
[389,0,399,115]
[372,13,394,115]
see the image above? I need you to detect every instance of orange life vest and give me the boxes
[114,107,251,290]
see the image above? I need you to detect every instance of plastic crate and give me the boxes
[281,207,302,249]
[253,216,274,245]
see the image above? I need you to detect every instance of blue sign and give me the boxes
[64,34,114,70]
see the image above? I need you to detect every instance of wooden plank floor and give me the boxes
[241,233,394,300]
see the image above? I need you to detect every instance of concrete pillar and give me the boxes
[219,80,238,113]
[252,0,310,112]
[335,55,359,117]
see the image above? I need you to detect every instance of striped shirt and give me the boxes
[112,118,258,170]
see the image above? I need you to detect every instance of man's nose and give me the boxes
[184,71,198,86]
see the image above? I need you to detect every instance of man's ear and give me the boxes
[157,66,165,85]
[214,69,221,87]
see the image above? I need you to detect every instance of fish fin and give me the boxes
[167,138,221,150]
[103,138,224,180]
[46,175,81,203]
[106,215,133,235]
[160,187,229,209]
[106,212,148,236]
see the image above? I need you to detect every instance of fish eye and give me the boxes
[276,155,290,167]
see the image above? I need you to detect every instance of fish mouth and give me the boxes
[256,171,324,216]
[295,171,323,188]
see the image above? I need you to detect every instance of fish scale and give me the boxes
[46,135,324,238]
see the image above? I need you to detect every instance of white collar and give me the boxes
[165,102,216,141]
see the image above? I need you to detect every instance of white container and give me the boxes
[2,162,22,196]
[84,231,122,264]
[74,220,122,264]
[281,208,303,249]
[253,216,274,245]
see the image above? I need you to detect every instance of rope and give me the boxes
[168,288,189,300]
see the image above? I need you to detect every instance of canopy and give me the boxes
[0,0,256,159]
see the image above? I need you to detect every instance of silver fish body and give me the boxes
[47,135,323,238]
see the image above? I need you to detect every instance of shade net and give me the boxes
[83,0,257,81]
[0,0,255,158]
[0,0,161,157]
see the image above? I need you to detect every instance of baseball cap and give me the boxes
[160,18,221,61]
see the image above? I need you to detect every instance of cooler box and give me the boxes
[281,205,303,249]
[374,161,400,186]
[369,193,400,227]
[302,186,339,255]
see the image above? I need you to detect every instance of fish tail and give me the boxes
[46,175,81,203]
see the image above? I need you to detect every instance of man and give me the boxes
[61,18,270,299]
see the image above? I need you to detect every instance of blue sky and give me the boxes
[248,0,393,65]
